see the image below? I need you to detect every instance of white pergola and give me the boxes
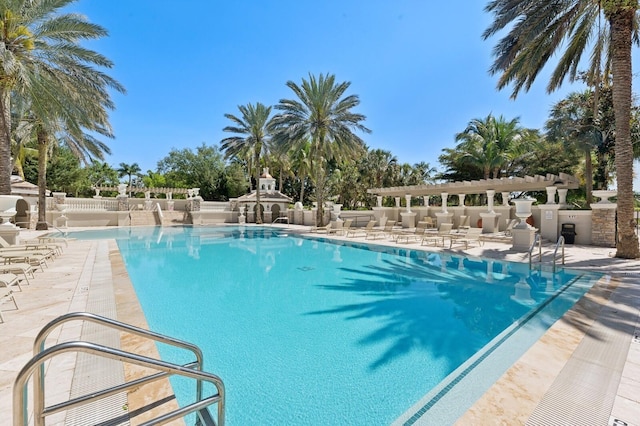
[367,173,579,199]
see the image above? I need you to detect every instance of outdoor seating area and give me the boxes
[0,235,67,321]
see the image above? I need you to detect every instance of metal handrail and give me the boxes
[528,233,542,269]
[14,341,224,426]
[155,202,164,221]
[29,312,214,426]
[552,235,565,272]
[272,216,289,225]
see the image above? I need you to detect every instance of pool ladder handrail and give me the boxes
[14,312,225,426]
[528,233,542,269]
[272,215,289,225]
[552,235,565,272]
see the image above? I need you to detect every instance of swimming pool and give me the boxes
[65,226,601,425]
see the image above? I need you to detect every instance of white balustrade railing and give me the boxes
[200,201,229,211]
[45,198,119,211]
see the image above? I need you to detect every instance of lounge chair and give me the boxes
[457,215,471,230]
[421,223,454,246]
[479,219,519,243]
[395,221,430,244]
[366,220,396,240]
[0,252,48,270]
[0,278,19,323]
[0,272,22,292]
[0,263,35,286]
[449,227,484,249]
[420,217,436,229]
[0,236,60,256]
[314,223,332,234]
[346,220,376,238]
[328,219,353,236]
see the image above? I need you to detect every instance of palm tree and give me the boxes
[272,73,370,225]
[221,102,273,224]
[0,1,124,195]
[546,91,604,204]
[289,139,312,204]
[454,114,523,179]
[484,0,640,258]
[117,163,141,197]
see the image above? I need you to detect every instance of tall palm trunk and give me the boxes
[255,148,262,224]
[584,149,594,205]
[0,88,12,195]
[608,6,640,258]
[315,167,326,226]
[299,173,307,204]
[36,129,49,230]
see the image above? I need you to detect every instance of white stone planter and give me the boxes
[592,190,617,204]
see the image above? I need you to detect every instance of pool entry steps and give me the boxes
[12,312,225,426]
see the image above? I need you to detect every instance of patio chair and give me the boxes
[335,219,353,235]
[457,215,471,230]
[420,217,436,229]
[314,223,332,234]
[0,279,19,323]
[0,252,48,270]
[0,272,22,292]
[366,220,396,240]
[421,223,454,246]
[395,221,429,244]
[0,263,35,286]
[479,219,519,243]
[346,220,376,238]
[449,227,484,249]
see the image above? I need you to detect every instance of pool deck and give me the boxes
[0,224,638,425]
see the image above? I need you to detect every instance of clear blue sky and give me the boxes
[72,0,638,187]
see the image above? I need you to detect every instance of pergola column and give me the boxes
[423,196,429,207]
[441,192,448,213]
[557,189,568,207]
[545,186,557,204]
[458,193,465,206]
[486,190,495,213]
[376,195,383,207]
[401,194,416,228]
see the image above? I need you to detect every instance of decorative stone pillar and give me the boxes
[395,197,401,208]
[441,192,449,213]
[486,190,495,213]
[545,186,557,204]
[591,191,617,247]
[501,192,510,206]
[458,194,466,207]
[400,195,416,228]
[376,196,383,207]
[423,196,429,207]
[557,189,568,207]
[186,196,201,212]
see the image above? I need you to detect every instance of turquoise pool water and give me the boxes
[64,226,601,425]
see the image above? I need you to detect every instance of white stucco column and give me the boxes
[458,194,466,206]
[486,190,495,213]
[376,196,383,207]
[405,194,412,213]
[423,196,429,207]
[557,188,568,207]
[441,192,448,213]
[395,197,401,208]
[545,186,557,204]
[501,192,510,206]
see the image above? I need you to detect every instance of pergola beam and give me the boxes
[367,173,579,197]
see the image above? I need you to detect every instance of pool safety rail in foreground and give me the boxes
[13,312,225,426]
